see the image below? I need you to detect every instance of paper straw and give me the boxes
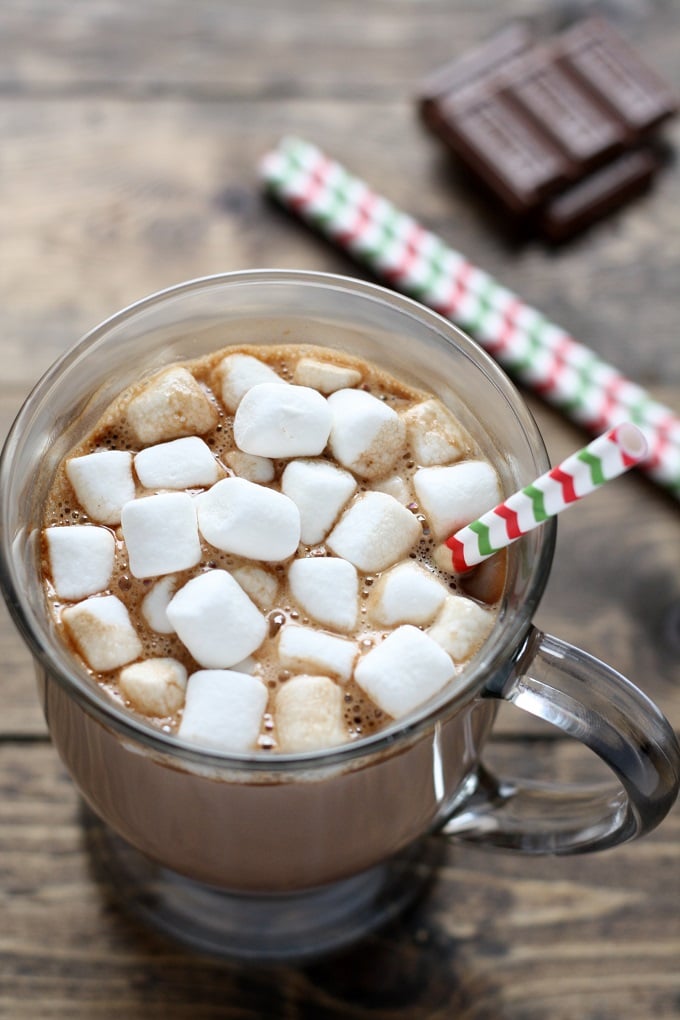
[259,137,680,500]
[445,423,647,572]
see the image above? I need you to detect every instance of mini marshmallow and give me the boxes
[196,477,300,561]
[141,575,178,634]
[230,564,279,611]
[118,657,187,717]
[126,367,219,445]
[413,461,502,540]
[62,595,142,672]
[178,669,268,752]
[427,595,494,663]
[234,383,332,458]
[45,525,115,601]
[327,388,406,479]
[432,543,457,575]
[281,459,357,545]
[370,474,411,505]
[216,353,286,413]
[289,557,359,632]
[402,399,466,466]
[224,450,275,484]
[326,492,421,573]
[134,436,219,490]
[367,562,447,627]
[275,675,347,752]
[293,357,362,394]
[278,624,357,681]
[66,451,135,525]
[167,570,267,668]
[354,625,455,719]
[121,492,201,578]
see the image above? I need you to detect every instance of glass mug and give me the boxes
[1,271,678,961]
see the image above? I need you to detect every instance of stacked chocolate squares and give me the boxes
[419,17,678,240]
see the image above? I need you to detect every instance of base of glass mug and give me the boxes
[83,805,442,962]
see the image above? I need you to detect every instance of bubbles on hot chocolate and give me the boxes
[41,344,505,754]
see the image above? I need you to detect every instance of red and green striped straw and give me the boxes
[446,423,647,572]
[259,137,680,500]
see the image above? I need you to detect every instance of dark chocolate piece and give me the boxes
[540,148,659,241]
[418,16,677,240]
[559,18,678,135]
[432,89,570,214]
[419,23,532,106]
[500,47,624,167]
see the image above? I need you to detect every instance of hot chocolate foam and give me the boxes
[41,343,506,753]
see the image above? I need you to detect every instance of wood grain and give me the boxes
[1,0,678,101]
[0,742,678,1020]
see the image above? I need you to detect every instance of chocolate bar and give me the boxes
[418,17,677,240]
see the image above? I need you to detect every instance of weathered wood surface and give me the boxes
[1,742,679,1020]
[0,0,679,1016]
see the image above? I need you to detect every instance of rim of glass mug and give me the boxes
[0,268,557,770]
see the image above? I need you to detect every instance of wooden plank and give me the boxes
[0,0,677,102]
[0,740,677,1019]
[0,98,679,389]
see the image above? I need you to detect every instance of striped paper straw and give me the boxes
[259,136,680,499]
[446,423,647,572]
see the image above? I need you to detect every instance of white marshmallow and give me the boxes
[354,625,455,719]
[224,450,275,484]
[370,474,411,505]
[278,624,357,681]
[367,562,447,627]
[432,543,457,575]
[121,492,201,579]
[234,383,332,458]
[326,492,421,573]
[45,525,115,601]
[167,570,267,668]
[126,367,219,444]
[140,575,178,634]
[230,564,279,611]
[327,388,406,479]
[196,477,300,561]
[62,595,142,672]
[178,669,268,752]
[216,353,286,413]
[66,451,135,525]
[288,557,359,632]
[281,459,357,545]
[134,436,219,490]
[427,595,494,662]
[402,399,466,466]
[275,675,347,752]
[413,461,502,540]
[118,658,187,717]
[293,357,362,394]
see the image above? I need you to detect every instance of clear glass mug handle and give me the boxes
[442,626,680,854]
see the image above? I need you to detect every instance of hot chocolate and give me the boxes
[41,343,506,755]
[7,273,675,952]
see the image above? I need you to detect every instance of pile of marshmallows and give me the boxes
[45,351,501,754]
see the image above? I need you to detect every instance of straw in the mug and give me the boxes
[259,137,680,499]
[445,423,647,573]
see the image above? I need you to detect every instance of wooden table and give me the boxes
[1,2,679,1017]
